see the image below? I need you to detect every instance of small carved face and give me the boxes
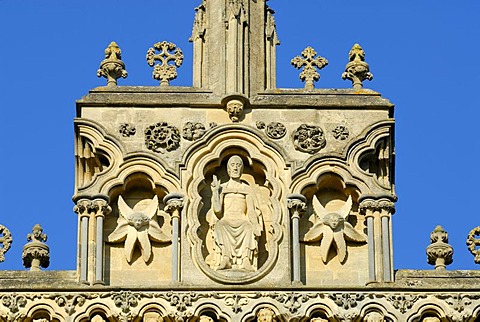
[227,156,244,179]
[322,213,344,230]
[257,308,275,322]
[128,212,150,229]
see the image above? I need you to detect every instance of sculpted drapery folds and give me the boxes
[207,155,263,271]
[108,195,170,263]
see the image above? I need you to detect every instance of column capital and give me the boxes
[359,196,396,216]
[164,193,185,219]
[286,194,307,219]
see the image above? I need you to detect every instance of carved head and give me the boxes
[129,212,151,229]
[364,311,385,322]
[322,213,345,230]
[227,155,244,179]
[226,99,244,122]
[422,318,440,322]
[199,316,214,322]
[257,308,276,322]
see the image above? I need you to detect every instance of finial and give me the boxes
[97,41,128,87]
[426,225,453,270]
[291,47,328,91]
[146,41,184,86]
[467,226,480,264]
[342,43,373,90]
[22,224,50,271]
[0,224,13,263]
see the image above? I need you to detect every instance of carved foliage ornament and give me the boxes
[182,122,206,141]
[108,196,170,263]
[332,126,350,140]
[146,41,184,86]
[293,124,326,154]
[145,122,181,153]
[22,224,50,270]
[304,196,367,263]
[342,44,373,90]
[291,47,328,90]
[0,225,12,263]
[119,123,136,137]
[467,226,480,264]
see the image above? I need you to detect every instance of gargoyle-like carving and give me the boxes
[22,224,50,270]
[146,41,184,86]
[145,122,181,153]
[97,41,128,87]
[182,122,206,141]
[291,47,328,90]
[108,195,170,263]
[266,122,286,139]
[0,225,12,263]
[257,307,276,322]
[304,196,366,263]
[332,126,350,140]
[342,44,373,90]
[119,123,136,137]
[427,225,453,270]
[293,124,326,154]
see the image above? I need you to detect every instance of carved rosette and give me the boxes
[0,225,12,263]
[291,47,328,90]
[182,122,206,141]
[97,41,128,87]
[342,44,373,90]
[146,41,184,86]
[293,124,326,153]
[467,226,480,264]
[332,126,350,140]
[266,122,287,139]
[22,224,50,270]
[145,122,181,153]
[119,123,136,137]
[426,225,453,270]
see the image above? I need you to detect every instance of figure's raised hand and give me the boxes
[211,174,220,191]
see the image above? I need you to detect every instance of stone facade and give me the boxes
[1,1,480,322]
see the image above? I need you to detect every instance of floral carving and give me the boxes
[329,293,364,310]
[256,121,266,129]
[159,292,203,313]
[145,122,181,153]
[387,295,420,314]
[304,196,366,263]
[213,292,261,313]
[146,41,184,86]
[293,124,326,153]
[291,47,328,90]
[266,122,286,139]
[182,122,206,141]
[437,294,473,313]
[119,124,136,137]
[1,293,28,322]
[97,41,128,86]
[108,195,170,263]
[467,226,480,264]
[332,126,350,140]
[342,44,373,90]
[50,294,88,315]
[0,225,12,263]
[267,292,314,314]
[22,224,50,270]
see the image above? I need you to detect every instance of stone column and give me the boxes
[92,196,111,284]
[287,194,307,285]
[74,199,91,283]
[360,197,395,283]
[164,193,184,283]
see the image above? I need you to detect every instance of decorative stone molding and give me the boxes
[0,224,12,263]
[329,293,364,310]
[0,293,28,322]
[266,122,287,139]
[119,123,136,137]
[292,124,327,154]
[146,41,184,86]
[426,225,453,270]
[97,41,128,87]
[304,196,367,264]
[342,44,373,90]
[182,122,206,141]
[359,199,396,215]
[386,295,420,314]
[291,47,328,90]
[332,126,350,140]
[467,226,480,264]
[108,195,171,263]
[22,224,50,271]
[145,122,181,153]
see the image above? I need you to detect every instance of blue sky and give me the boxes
[1,1,480,272]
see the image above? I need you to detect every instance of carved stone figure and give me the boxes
[364,311,385,322]
[257,307,276,322]
[108,195,170,263]
[226,99,244,122]
[207,155,263,271]
[304,196,366,263]
[143,311,164,322]
[198,316,213,322]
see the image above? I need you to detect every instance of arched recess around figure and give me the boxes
[357,303,397,322]
[75,304,113,322]
[25,304,64,322]
[135,303,170,322]
[180,125,289,284]
[291,161,369,286]
[74,119,125,193]
[300,302,337,322]
[100,155,181,286]
[406,302,448,322]
[242,304,284,322]
[192,302,231,322]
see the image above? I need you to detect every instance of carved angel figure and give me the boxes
[304,195,366,263]
[108,195,170,263]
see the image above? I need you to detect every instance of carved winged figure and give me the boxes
[108,195,170,263]
[304,195,366,263]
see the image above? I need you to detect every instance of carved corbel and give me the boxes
[221,94,249,123]
[22,224,50,271]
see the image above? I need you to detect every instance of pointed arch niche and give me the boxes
[100,156,180,286]
[292,161,370,286]
[181,127,289,284]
